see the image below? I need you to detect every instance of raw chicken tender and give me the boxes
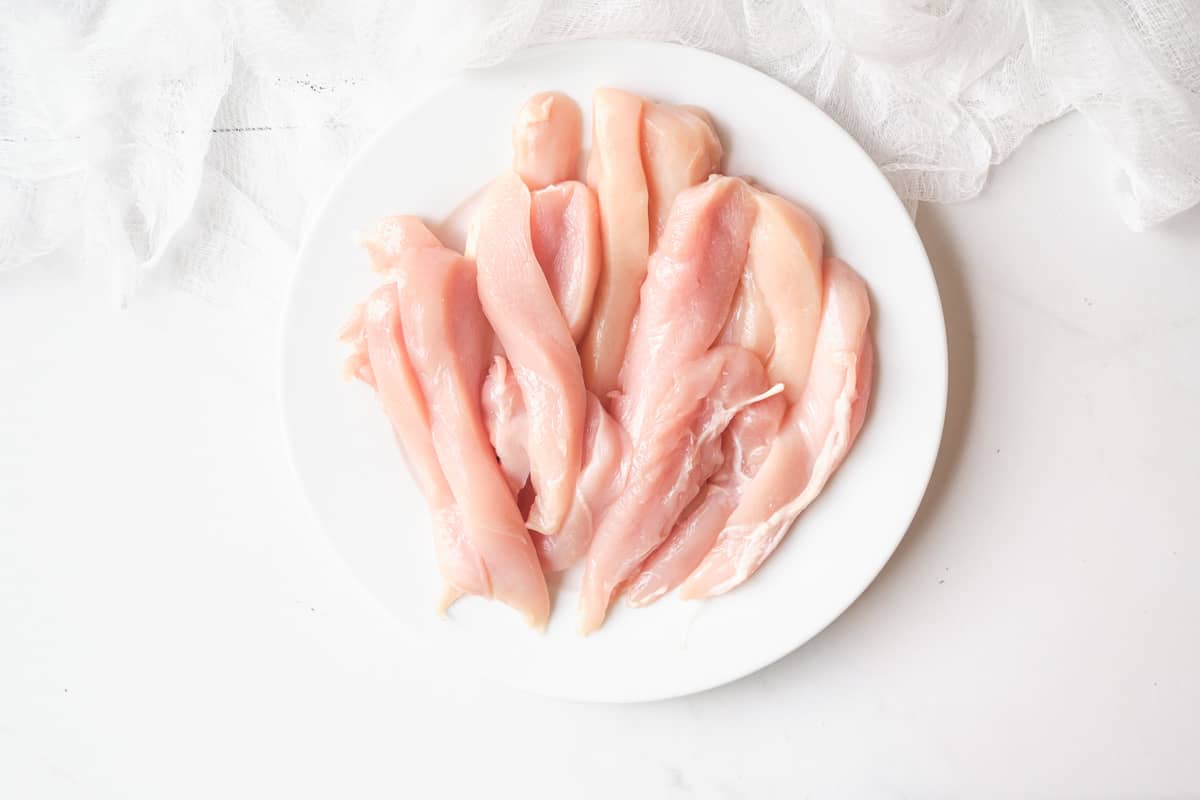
[680,257,873,599]
[721,188,825,400]
[481,359,628,574]
[349,218,549,626]
[580,91,724,399]
[578,346,779,633]
[530,181,601,343]
[642,102,723,243]
[481,355,530,494]
[340,284,484,608]
[474,172,587,536]
[512,91,582,190]
[627,386,785,606]
[579,88,650,398]
[627,187,829,604]
[617,175,757,444]
[533,395,629,573]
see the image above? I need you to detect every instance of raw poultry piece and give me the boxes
[626,386,785,607]
[346,217,549,627]
[510,91,601,343]
[462,90,584,258]
[579,88,649,398]
[474,171,587,536]
[616,175,758,444]
[721,189,825,400]
[533,395,628,573]
[481,352,628,573]
[580,90,724,399]
[680,257,874,599]
[481,355,529,494]
[530,181,601,343]
[628,187,826,603]
[642,102,723,244]
[576,175,764,632]
[482,370,629,575]
[339,286,484,608]
[512,91,582,190]
[578,345,780,633]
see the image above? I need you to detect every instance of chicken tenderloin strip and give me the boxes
[530,181,601,343]
[616,175,757,444]
[533,395,629,573]
[626,388,785,607]
[350,217,549,627]
[474,172,587,536]
[580,91,727,400]
[725,189,825,400]
[642,102,723,244]
[512,91,582,190]
[481,361,629,573]
[481,355,530,495]
[629,188,826,604]
[578,345,780,633]
[580,88,650,398]
[340,285,485,609]
[680,257,873,599]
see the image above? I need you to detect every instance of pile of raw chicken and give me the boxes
[340,89,873,633]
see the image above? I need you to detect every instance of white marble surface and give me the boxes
[2,112,1198,798]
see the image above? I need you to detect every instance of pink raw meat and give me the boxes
[481,362,629,574]
[642,102,723,243]
[616,175,757,444]
[474,172,587,536]
[512,91,582,190]
[340,284,485,609]
[580,88,650,398]
[578,345,778,633]
[352,217,549,626]
[629,187,827,604]
[481,355,530,495]
[626,386,785,607]
[680,257,874,599]
[533,395,629,573]
[530,181,601,343]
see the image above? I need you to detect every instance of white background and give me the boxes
[3,112,1198,798]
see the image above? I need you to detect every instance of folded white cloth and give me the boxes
[2,0,1197,304]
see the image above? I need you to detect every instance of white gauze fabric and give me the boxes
[2,0,1198,307]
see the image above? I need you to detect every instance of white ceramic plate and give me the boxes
[282,40,946,703]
